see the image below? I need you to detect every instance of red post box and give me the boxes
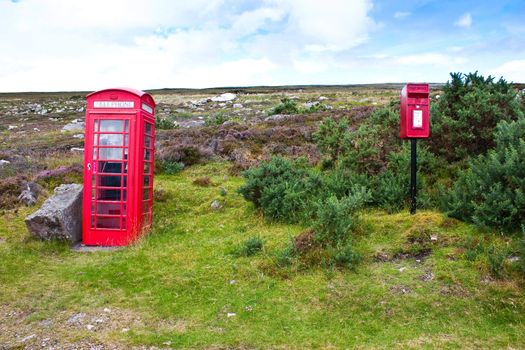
[82,88,155,246]
[400,83,430,138]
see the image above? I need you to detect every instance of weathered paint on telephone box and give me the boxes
[82,88,155,246]
[400,83,430,138]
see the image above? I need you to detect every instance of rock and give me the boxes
[86,324,95,331]
[25,184,83,244]
[210,200,222,210]
[303,101,319,108]
[8,125,17,130]
[227,312,236,317]
[62,121,85,132]
[211,93,236,102]
[18,182,40,206]
[318,96,328,101]
[176,120,205,128]
[233,103,243,108]
[264,114,287,122]
[0,159,10,166]
[67,312,86,325]
[73,134,84,139]
[70,147,84,153]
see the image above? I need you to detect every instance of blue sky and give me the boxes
[0,0,524,91]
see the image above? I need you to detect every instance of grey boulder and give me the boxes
[25,184,83,244]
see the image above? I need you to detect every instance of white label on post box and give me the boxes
[94,101,134,108]
[413,110,423,128]
[141,103,153,114]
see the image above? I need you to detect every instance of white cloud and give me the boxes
[491,60,525,82]
[394,11,411,19]
[395,53,467,66]
[455,13,472,28]
[0,0,378,91]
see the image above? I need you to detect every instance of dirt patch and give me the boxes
[390,285,412,294]
[373,247,432,263]
[292,229,317,254]
[193,176,212,187]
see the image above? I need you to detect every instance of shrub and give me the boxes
[156,116,177,130]
[162,161,184,175]
[430,72,523,161]
[205,112,229,126]
[333,243,362,270]
[238,157,322,223]
[274,244,295,267]
[312,188,370,246]
[444,117,525,232]
[268,97,299,115]
[235,236,264,257]
[313,117,350,165]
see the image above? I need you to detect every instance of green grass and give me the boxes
[1,162,525,348]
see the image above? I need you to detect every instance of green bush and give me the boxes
[430,72,523,161]
[162,161,185,175]
[268,97,299,115]
[313,117,350,165]
[313,188,370,246]
[235,236,264,257]
[444,117,525,232]
[332,243,362,270]
[156,116,177,130]
[238,157,322,223]
[205,112,229,126]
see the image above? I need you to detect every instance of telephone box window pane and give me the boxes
[93,148,97,160]
[144,162,151,174]
[145,136,151,148]
[99,174,122,188]
[97,188,122,201]
[94,120,99,132]
[91,189,96,199]
[93,134,98,146]
[99,148,123,160]
[144,149,151,161]
[122,203,127,215]
[124,135,129,146]
[124,148,128,160]
[145,123,152,135]
[125,120,129,132]
[96,216,120,229]
[100,120,124,132]
[123,176,128,187]
[99,134,123,147]
[143,189,150,200]
[98,161,122,174]
[97,202,121,215]
[90,216,95,228]
[143,176,150,187]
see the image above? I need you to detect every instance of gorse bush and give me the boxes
[430,72,523,161]
[235,236,264,257]
[444,117,525,232]
[238,157,322,223]
[268,97,299,115]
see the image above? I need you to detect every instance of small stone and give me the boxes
[509,256,520,263]
[244,306,253,312]
[121,328,130,333]
[229,280,236,285]
[70,147,84,153]
[430,235,438,241]
[0,159,10,166]
[8,125,17,130]
[33,127,40,131]
[163,341,172,346]
[318,96,328,101]
[227,312,236,317]
[399,267,406,272]
[103,307,111,313]
[211,200,222,210]
[86,324,95,331]
[233,103,243,108]
[19,334,36,343]
[73,134,84,139]
[211,93,237,102]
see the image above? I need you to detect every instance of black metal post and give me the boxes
[410,139,417,215]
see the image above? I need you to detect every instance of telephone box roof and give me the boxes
[86,87,150,98]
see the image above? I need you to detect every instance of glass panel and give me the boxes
[98,174,122,188]
[123,190,127,201]
[144,162,151,174]
[145,136,151,148]
[94,120,99,132]
[99,134,123,147]
[124,135,129,146]
[100,120,124,132]
[98,161,122,174]
[145,123,152,135]
[125,120,129,132]
[97,188,122,201]
[143,176,150,187]
[96,216,120,229]
[99,148,123,160]
[93,147,97,160]
[124,162,128,174]
[93,134,98,146]
[144,149,151,161]
[142,201,150,214]
[124,148,128,160]
[91,215,95,228]
[91,189,96,200]
[122,217,126,229]
[122,203,127,216]
[91,175,96,186]
[97,202,121,215]
[143,189,150,200]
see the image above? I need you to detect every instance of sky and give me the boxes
[0,0,524,92]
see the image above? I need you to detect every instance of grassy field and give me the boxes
[1,162,525,349]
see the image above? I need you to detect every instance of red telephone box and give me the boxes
[400,83,430,138]
[82,88,155,246]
